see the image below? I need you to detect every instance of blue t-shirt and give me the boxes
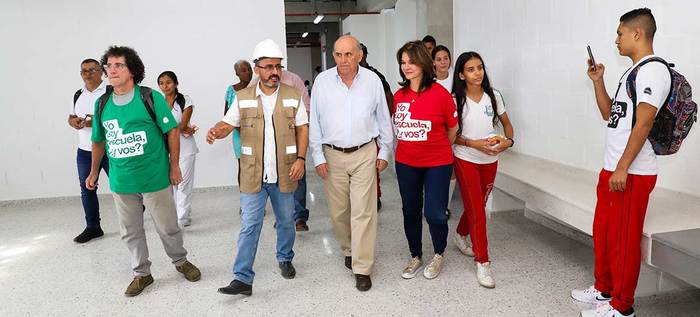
[225,85,242,159]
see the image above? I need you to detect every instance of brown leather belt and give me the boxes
[323,140,373,153]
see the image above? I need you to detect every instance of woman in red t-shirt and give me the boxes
[393,41,458,280]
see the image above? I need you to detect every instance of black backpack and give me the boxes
[96,85,170,151]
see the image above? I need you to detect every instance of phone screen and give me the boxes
[587,45,597,71]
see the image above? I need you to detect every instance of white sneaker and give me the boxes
[476,262,495,288]
[580,302,633,317]
[401,257,423,279]
[571,285,612,304]
[423,254,444,279]
[452,234,474,257]
[179,218,191,227]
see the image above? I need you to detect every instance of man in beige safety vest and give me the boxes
[207,39,309,296]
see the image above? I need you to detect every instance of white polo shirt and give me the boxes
[605,55,671,175]
[71,81,107,151]
[453,90,506,164]
[222,83,308,183]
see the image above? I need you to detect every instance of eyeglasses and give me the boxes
[256,64,284,72]
[80,68,101,75]
[102,63,127,71]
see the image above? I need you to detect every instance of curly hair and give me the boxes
[100,46,146,84]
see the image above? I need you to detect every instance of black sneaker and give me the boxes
[218,280,252,296]
[279,261,296,279]
[73,227,104,243]
[345,256,352,270]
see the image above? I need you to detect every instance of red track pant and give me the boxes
[593,169,657,312]
[454,158,498,263]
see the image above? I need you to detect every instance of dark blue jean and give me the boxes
[293,173,309,221]
[395,161,451,258]
[77,148,109,229]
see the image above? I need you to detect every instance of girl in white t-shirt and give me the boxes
[451,52,515,289]
[432,45,457,218]
[158,71,199,227]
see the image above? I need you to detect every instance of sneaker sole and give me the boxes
[401,266,422,279]
[423,269,440,279]
[478,281,496,289]
[571,294,611,304]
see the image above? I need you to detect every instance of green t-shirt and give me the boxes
[92,86,177,194]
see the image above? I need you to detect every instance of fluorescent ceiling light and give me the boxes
[313,13,324,24]
[302,32,309,38]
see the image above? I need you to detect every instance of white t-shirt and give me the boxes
[222,84,309,183]
[436,71,453,93]
[604,55,671,175]
[170,95,199,156]
[453,90,506,164]
[70,81,108,151]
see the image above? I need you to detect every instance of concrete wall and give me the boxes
[0,0,287,201]
[454,0,700,196]
[287,47,314,84]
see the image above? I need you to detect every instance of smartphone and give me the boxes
[587,45,597,71]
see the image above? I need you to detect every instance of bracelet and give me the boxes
[296,156,306,161]
[507,137,515,147]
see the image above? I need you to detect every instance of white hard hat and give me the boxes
[252,39,285,62]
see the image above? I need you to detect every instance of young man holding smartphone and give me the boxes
[572,8,671,317]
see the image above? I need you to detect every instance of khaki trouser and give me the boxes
[113,186,188,276]
[322,143,378,275]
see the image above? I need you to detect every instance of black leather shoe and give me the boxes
[279,261,296,279]
[218,280,252,296]
[377,198,382,211]
[355,274,372,291]
[295,220,309,232]
[344,256,352,270]
[73,227,104,243]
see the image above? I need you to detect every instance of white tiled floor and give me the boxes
[1,170,699,316]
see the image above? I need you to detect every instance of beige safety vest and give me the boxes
[237,83,302,193]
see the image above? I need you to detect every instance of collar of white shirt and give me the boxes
[333,67,362,84]
[83,80,107,93]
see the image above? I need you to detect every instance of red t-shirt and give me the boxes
[393,82,458,167]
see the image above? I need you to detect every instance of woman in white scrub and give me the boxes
[158,71,199,227]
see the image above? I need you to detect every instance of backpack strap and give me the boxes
[73,89,83,110]
[96,85,114,123]
[139,86,157,123]
[626,57,670,127]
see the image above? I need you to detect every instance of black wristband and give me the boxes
[296,156,306,161]
[507,137,515,147]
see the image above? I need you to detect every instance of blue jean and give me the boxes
[395,161,451,258]
[293,173,309,221]
[77,148,109,229]
[233,183,296,285]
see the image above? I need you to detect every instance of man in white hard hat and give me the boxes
[207,39,309,296]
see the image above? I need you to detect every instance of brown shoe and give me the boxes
[176,260,201,282]
[125,274,154,297]
[355,274,372,291]
[295,220,309,232]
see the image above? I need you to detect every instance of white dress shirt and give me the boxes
[309,66,393,166]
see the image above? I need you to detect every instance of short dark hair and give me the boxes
[620,8,656,40]
[421,35,436,45]
[100,46,146,84]
[396,41,435,92]
[431,45,451,61]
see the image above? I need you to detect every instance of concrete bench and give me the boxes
[494,151,700,292]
